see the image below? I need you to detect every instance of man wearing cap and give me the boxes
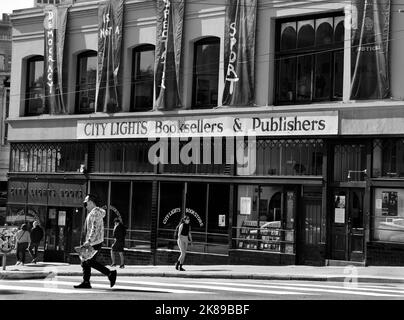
[74,194,117,289]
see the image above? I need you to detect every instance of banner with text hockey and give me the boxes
[222,0,257,106]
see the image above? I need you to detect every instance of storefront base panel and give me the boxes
[155,249,229,265]
[367,242,404,266]
[229,249,296,265]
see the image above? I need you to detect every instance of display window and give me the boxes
[373,188,404,243]
[235,185,296,253]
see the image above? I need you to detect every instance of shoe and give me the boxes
[31,259,37,264]
[74,282,92,289]
[175,261,180,270]
[119,265,125,269]
[108,270,117,288]
[15,261,20,266]
[179,264,185,271]
[110,264,116,267]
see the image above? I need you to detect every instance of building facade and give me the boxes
[6,0,404,266]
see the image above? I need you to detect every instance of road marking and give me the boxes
[24,279,211,294]
[194,281,403,297]
[0,283,105,294]
[69,278,312,295]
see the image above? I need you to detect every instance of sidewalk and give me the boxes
[2,262,404,283]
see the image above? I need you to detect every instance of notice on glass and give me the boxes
[58,211,66,226]
[335,208,345,224]
[218,215,226,227]
[240,197,251,215]
[376,199,382,210]
[382,191,398,216]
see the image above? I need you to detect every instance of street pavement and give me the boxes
[2,262,404,283]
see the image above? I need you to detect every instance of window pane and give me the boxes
[315,19,333,46]
[132,46,154,111]
[297,55,313,101]
[280,23,296,51]
[334,19,345,48]
[278,57,296,102]
[130,182,152,249]
[76,53,96,114]
[297,20,315,48]
[314,53,331,99]
[333,144,366,182]
[192,38,220,108]
[333,50,344,99]
[26,58,45,116]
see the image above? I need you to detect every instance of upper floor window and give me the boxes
[192,37,220,109]
[76,51,97,114]
[275,14,344,105]
[25,56,45,116]
[131,44,155,112]
[0,55,5,71]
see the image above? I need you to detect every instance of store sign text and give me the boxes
[77,112,338,139]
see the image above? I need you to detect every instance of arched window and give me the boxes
[25,55,45,116]
[131,44,155,112]
[276,14,344,104]
[192,37,220,109]
[75,50,97,114]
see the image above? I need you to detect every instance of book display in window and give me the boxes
[238,220,283,252]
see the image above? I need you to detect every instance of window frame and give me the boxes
[25,55,45,116]
[75,50,97,114]
[130,44,155,112]
[274,12,345,105]
[192,37,220,109]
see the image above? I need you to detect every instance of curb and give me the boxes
[0,271,54,280]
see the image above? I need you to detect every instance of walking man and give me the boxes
[29,221,44,263]
[74,194,117,289]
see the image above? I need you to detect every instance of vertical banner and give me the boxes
[222,0,257,106]
[95,0,123,113]
[154,0,185,110]
[43,6,69,114]
[351,0,391,100]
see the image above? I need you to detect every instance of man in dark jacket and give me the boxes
[29,221,44,263]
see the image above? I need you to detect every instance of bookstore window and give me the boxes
[234,185,295,254]
[373,188,404,244]
[275,14,344,104]
[192,37,220,109]
[25,56,45,116]
[131,44,155,111]
[373,139,404,178]
[76,50,97,114]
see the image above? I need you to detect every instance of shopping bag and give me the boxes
[74,245,98,262]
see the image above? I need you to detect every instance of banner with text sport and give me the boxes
[43,5,69,114]
[351,0,391,99]
[154,0,185,110]
[222,0,257,107]
[95,0,124,113]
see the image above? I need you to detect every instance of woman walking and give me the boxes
[15,224,30,265]
[175,215,192,271]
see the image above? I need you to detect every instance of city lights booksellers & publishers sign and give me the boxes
[77,112,338,139]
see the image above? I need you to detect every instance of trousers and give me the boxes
[81,243,111,282]
[177,235,189,264]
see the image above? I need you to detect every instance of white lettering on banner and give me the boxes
[160,0,171,90]
[100,12,112,38]
[226,22,239,94]
[45,10,56,94]
[77,112,339,139]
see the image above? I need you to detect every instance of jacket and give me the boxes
[16,229,31,244]
[30,226,44,243]
[113,223,126,242]
[85,206,106,246]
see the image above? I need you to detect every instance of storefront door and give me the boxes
[331,189,365,261]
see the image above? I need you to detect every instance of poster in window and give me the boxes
[218,214,226,227]
[58,211,66,226]
[382,191,398,216]
[334,195,345,224]
[240,197,251,215]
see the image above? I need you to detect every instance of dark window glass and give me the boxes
[76,51,97,114]
[25,56,45,116]
[130,182,152,249]
[192,37,220,109]
[333,143,366,182]
[131,45,155,111]
[276,14,344,104]
[373,139,404,178]
[109,182,130,247]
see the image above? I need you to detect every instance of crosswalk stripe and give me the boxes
[67,277,313,295]
[24,279,212,294]
[0,283,105,294]
[195,281,402,297]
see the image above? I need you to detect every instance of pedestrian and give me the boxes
[110,217,126,268]
[15,223,30,265]
[28,221,44,263]
[175,215,192,271]
[74,194,117,289]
